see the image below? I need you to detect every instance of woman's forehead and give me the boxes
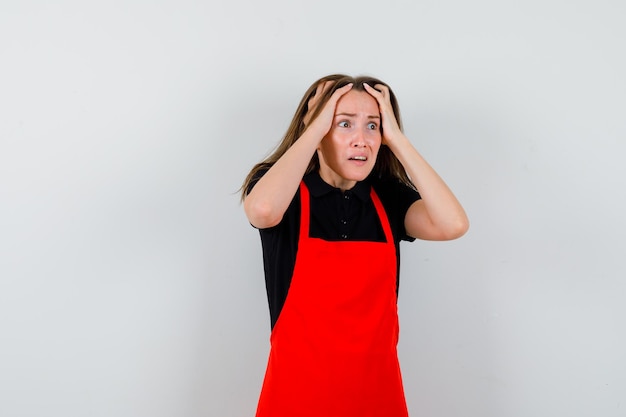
[335,91,379,115]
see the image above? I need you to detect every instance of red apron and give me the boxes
[256,181,408,417]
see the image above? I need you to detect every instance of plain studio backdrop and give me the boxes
[1,1,625,416]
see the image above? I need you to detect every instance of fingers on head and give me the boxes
[310,81,334,105]
[309,83,325,105]
[372,84,388,95]
[363,82,382,97]
[316,80,333,96]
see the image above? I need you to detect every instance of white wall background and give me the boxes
[1,1,624,416]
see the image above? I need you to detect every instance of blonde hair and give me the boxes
[241,74,414,199]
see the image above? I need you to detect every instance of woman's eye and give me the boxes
[338,121,350,128]
[368,122,378,130]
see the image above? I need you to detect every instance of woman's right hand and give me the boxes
[303,81,353,138]
[244,81,352,228]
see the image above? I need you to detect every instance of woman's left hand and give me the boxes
[363,83,403,145]
[365,82,469,241]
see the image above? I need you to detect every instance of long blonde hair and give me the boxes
[241,74,414,199]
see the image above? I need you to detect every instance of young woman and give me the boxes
[242,74,469,417]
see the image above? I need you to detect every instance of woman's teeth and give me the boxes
[350,156,367,161]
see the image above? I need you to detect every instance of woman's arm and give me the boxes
[364,83,469,241]
[244,82,353,229]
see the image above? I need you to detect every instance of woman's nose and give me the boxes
[351,129,366,147]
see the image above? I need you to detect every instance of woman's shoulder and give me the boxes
[370,174,420,201]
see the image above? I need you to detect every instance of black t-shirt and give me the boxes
[249,171,421,329]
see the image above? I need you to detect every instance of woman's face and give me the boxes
[317,90,382,190]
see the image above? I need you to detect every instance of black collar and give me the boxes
[304,171,371,202]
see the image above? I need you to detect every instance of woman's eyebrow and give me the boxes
[335,112,380,119]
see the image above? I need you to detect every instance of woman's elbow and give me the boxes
[444,216,470,240]
[244,197,282,229]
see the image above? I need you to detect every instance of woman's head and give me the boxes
[316,86,383,190]
[241,74,413,198]
[294,74,403,142]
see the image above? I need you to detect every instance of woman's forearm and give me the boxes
[244,83,354,229]
[388,133,469,240]
[244,129,321,229]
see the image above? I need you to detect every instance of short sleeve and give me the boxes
[246,168,269,196]
[372,177,421,242]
